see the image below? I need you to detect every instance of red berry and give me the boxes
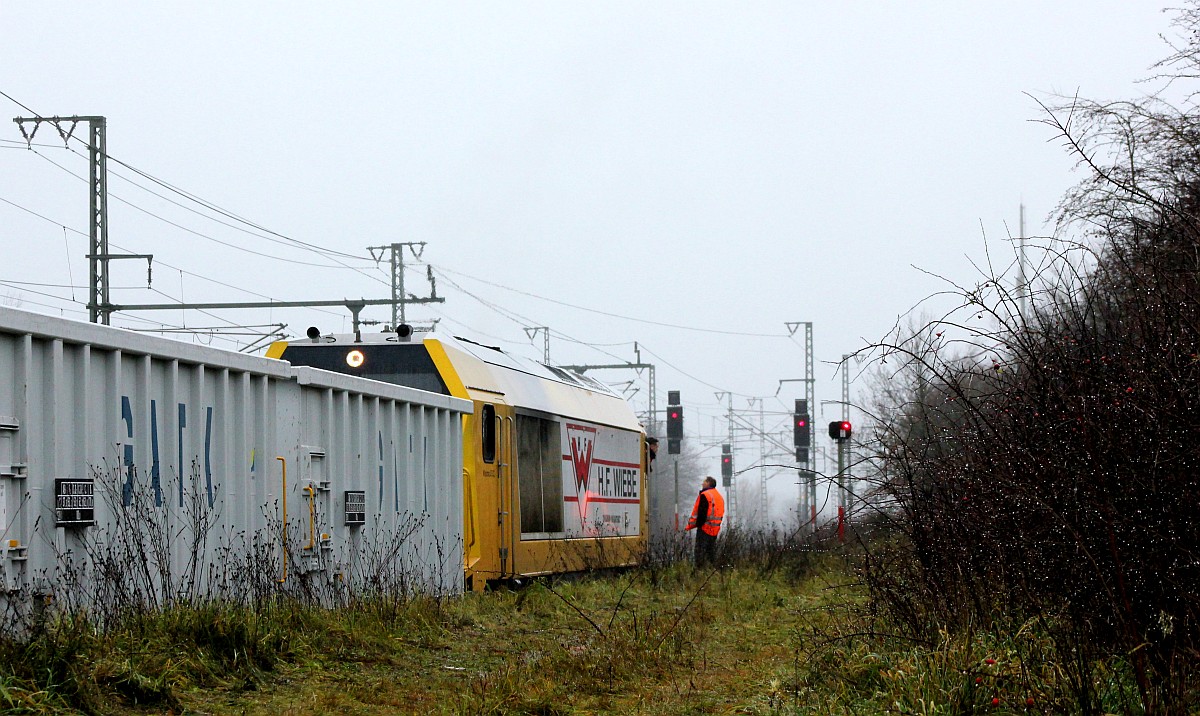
[992,697,1000,706]
[985,658,996,665]
[1026,697,1035,706]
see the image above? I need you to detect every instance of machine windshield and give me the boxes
[280,343,450,395]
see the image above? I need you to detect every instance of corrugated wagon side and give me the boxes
[0,307,469,616]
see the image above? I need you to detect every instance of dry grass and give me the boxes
[0,546,1155,714]
[171,557,848,715]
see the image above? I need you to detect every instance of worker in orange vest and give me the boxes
[686,476,725,567]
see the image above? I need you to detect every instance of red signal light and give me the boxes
[666,402,683,447]
[794,412,812,448]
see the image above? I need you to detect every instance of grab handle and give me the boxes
[304,484,316,551]
[276,456,288,583]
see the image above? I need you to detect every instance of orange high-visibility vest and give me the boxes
[686,487,725,536]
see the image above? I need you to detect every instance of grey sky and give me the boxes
[0,2,1175,508]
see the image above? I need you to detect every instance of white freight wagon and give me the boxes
[0,307,469,612]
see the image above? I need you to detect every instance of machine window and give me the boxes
[516,416,563,536]
[279,343,449,395]
[481,404,496,464]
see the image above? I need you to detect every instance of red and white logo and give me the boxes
[566,424,597,518]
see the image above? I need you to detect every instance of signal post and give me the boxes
[666,391,682,530]
[828,420,851,541]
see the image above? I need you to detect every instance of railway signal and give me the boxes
[721,443,733,486]
[830,415,853,543]
[793,399,811,463]
[666,390,683,454]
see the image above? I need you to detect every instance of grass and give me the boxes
[175,558,851,715]
[0,548,1159,715]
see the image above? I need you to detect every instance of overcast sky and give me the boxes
[0,2,1178,507]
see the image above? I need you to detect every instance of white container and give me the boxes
[0,307,470,609]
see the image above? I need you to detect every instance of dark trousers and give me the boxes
[694,530,718,567]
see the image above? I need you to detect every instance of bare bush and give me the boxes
[858,6,1200,713]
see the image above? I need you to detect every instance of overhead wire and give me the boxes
[0,191,347,318]
[2,92,544,350]
[393,276,555,352]
[0,88,41,117]
[1,138,74,150]
[119,279,297,348]
[432,268,735,410]
[74,146,388,284]
[0,277,246,347]
[0,279,139,290]
[430,264,787,407]
[424,272,642,398]
[0,279,83,307]
[2,90,397,313]
[29,147,370,269]
[434,270,631,365]
[0,295,76,315]
[0,194,71,229]
[103,152,372,262]
[380,263,527,347]
[426,266,752,408]
[100,151,375,261]
[62,226,76,301]
[30,142,400,333]
[1,89,374,266]
[3,89,793,387]
[0,192,351,346]
[9,179,754,400]
[636,343,756,400]
[146,286,253,333]
[433,265,787,338]
[428,277,562,350]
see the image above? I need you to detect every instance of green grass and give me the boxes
[0,553,1158,715]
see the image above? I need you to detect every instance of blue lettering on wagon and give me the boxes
[177,403,186,507]
[150,400,162,507]
[121,396,134,507]
[119,398,215,509]
[204,407,214,508]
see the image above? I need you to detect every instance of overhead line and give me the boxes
[637,343,755,399]
[2,89,381,268]
[0,192,346,319]
[434,265,786,338]
[436,266,753,404]
[147,286,251,333]
[70,145,377,263]
[0,279,244,347]
[435,271,630,365]
[29,148,366,269]
[104,153,372,262]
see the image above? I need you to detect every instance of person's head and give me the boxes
[647,437,658,454]
[703,476,716,490]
